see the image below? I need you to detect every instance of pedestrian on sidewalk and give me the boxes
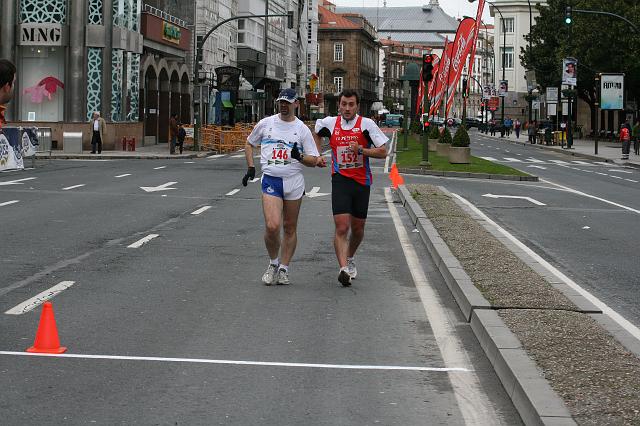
[620,120,631,160]
[527,120,537,144]
[489,118,496,136]
[169,113,179,154]
[632,119,640,155]
[0,59,16,130]
[514,118,521,139]
[176,122,186,154]
[243,88,324,286]
[504,116,513,136]
[313,89,388,287]
[89,111,106,154]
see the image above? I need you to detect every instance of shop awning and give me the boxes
[222,100,234,108]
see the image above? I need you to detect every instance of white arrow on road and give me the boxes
[140,182,177,192]
[0,177,37,186]
[306,187,330,198]
[482,193,546,206]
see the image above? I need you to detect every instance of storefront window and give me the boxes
[20,47,64,122]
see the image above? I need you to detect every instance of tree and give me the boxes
[521,0,640,134]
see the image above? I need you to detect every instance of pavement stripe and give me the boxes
[184,161,195,164]
[127,234,159,248]
[571,161,591,165]
[610,175,624,180]
[115,174,131,178]
[0,351,470,372]
[0,177,37,186]
[625,179,639,183]
[0,200,19,207]
[609,169,633,174]
[548,160,568,164]
[62,184,85,191]
[385,188,496,424]
[503,157,522,162]
[231,154,245,158]
[207,154,227,160]
[5,281,75,315]
[454,190,640,342]
[191,206,212,215]
[153,166,166,170]
[226,189,240,196]
[480,156,498,162]
[524,158,545,163]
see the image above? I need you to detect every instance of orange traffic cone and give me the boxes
[395,173,405,187]
[26,301,67,354]
[389,164,399,185]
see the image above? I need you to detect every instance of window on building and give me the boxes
[238,33,245,43]
[502,18,514,33]
[501,47,514,69]
[238,19,245,30]
[334,43,343,62]
[334,76,343,93]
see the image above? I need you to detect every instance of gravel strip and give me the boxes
[408,183,640,425]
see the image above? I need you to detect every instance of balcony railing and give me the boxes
[143,3,187,28]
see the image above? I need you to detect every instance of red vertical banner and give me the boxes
[467,0,486,82]
[445,17,477,117]
[429,38,452,116]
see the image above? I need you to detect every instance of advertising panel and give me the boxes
[600,74,624,110]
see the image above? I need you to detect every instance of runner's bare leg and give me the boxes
[262,194,283,260]
[333,213,351,268]
[347,217,366,258]
[280,198,302,266]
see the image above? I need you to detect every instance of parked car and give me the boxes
[385,114,403,127]
[465,117,482,129]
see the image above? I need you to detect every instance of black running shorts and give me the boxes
[331,173,371,219]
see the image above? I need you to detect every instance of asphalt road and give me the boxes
[405,130,640,333]
[0,151,521,424]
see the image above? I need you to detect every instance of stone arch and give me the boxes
[158,67,171,144]
[143,65,159,142]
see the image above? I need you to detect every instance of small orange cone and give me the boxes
[389,164,399,185]
[396,173,405,187]
[26,301,67,354]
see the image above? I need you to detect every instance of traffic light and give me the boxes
[564,6,572,25]
[462,78,468,98]
[196,35,204,65]
[422,54,434,82]
[287,11,294,29]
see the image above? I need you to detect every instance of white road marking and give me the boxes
[184,161,195,164]
[525,158,545,163]
[0,351,469,372]
[207,154,226,160]
[62,184,85,191]
[527,165,547,170]
[140,182,177,192]
[5,281,75,315]
[0,177,37,186]
[595,172,608,176]
[625,179,639,183]
[153,166,167,170]
[548,160,568,164]
[594,161,613,166]
[127,234,159,248]
[115,174,131,178]
[503,157,522,162]
[610,175,624,180]
[306,187,330,198]
[571,161,591,165]
[385,188,497,424]
[0,200,19,207]
[583,226,591,230]
[480,156,498,162]
[609,169,633,174]
[226,189,240,196]
[191,206,212,215]
[482,193,546,206]
[453,191,640,342]
[231,154,245,158]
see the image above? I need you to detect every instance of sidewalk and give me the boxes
[34,142,209,160]
[473,128,640,168]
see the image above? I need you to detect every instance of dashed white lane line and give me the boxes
[0,200,19,207]
[595,172,608,176]
[626,179,639,183]
[226,189,241,196]
[0,177,37,186]
[207,154,227,160]
[115,174,131,178]
[62,184,85,191]
[610,175,624,180]
[525,158,545,163]
[127,234,159,249]
[5,281,75,315]
[571,161,591,165]
[609,169,633,174]
[153,166,166,170]
[184,161,195,164]
[231,154,245,158]
[503,157,522,162]
[191,206,212,215]
[0,351,470,372]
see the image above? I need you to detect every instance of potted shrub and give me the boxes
[436,126,452,156]
[428,125,439,151]
[449,124,471,163]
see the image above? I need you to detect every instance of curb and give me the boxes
[397,184,576,425]
[35,153,200,160]
[399,167,539,181]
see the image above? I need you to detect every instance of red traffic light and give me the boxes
[424,121,430,127]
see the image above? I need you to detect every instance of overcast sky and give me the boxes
[331,0,494,23]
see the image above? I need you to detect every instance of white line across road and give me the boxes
[5,281,75,315]
[226,189,240,196]
[0,200,19,207]
[0,351,470,372]
[482,193,546,206]
[127,234,159,249]
[191,206,212,215]
[115,174,131,178]
[62,184,85,191]
[455,191,640,342]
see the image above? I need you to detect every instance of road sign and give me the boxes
[488,96,499,111]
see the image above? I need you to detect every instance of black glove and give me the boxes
[291,142,302,162]
[242,166,255,186]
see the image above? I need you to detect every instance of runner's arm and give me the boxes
[244,141,254,167]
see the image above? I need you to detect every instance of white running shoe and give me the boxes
[277,268,291,285]
[262,264,279,285]
[347,258,357,279]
